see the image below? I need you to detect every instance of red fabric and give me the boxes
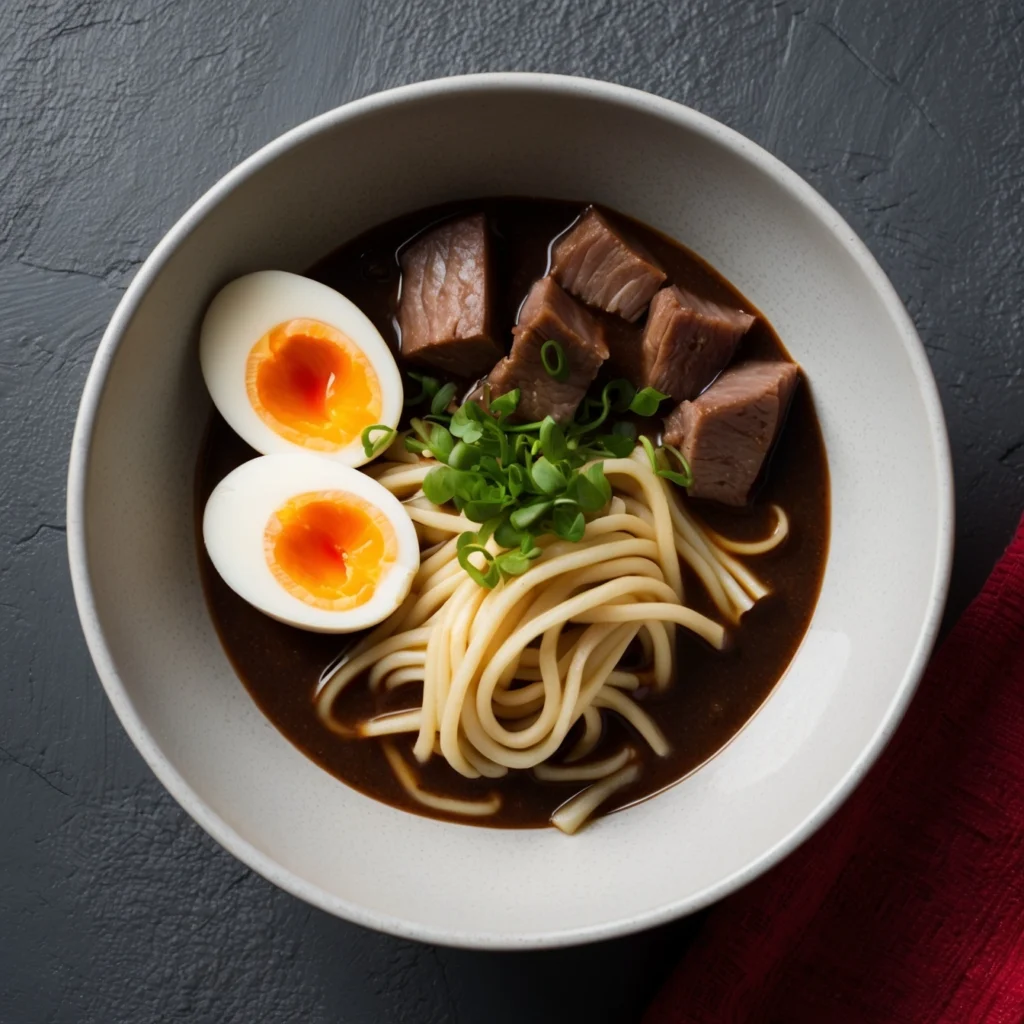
[645,515,1024,1024]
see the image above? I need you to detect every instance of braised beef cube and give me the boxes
[550,208,666,322]
[485,277,608,423]
[599,311,645,387]
[641,286,755,401]
[662,361,799,506]
[397,214,503,377]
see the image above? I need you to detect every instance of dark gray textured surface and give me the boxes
[1,0,1021,1020]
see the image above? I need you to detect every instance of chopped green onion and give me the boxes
[361,424,396,459]
[573,379,634,436]
[408,417,431,444]
[505,418,550,433]
[567,474,598,511]
[427,423,454,461]
[639,434,659,471]
[494,551,534,576]
[639,434,693,488]
[594,433,635,458]
[462,499,506,523]
[430,381,458,417]
[506,463,526,498]
[457,542,500,588]
[607,379,636,413]
[540,339,570,382]
[400,373,676,586]
[656,468,692,487]
[447,440,480,470]
[510,500,553,530]
[494,517,525,549]
[489,388,520,419]
[531,456,566,495]
[450,400,486,443]
[539,416,567,461]
[520,538,542,559]
[571,462,611,510]
[660,444,694,487]
[480,415,510,467]
[629,386,669,417]
[553,504,586,541]
[422,466,456,505]
[404,370,441,407]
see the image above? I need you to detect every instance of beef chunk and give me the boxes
[485,277,608,423]
[550,208,666,322]
[662,361,799,506]
[598,310,644,386]
[397,214,502,378]
[641,286,755,401]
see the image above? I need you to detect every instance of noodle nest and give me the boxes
[316,445,787,834]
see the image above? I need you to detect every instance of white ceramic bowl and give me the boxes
[68,73,953,949]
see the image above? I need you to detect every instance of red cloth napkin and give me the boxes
[645,515,1024,1024]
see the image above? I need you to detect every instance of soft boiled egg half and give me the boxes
[200,271,403,466]
[204,454,420,632]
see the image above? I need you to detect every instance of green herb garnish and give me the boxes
[404,370,441,407]
[629,386,670,417]
[540,339,570,381]
[404,389,623,587]
[639,435,694,488]
[457,537,501,588]
[406,376,678,587]
[361,424,397,459]
[429,381,458,417]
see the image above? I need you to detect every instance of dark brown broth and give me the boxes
[196,198,830,828]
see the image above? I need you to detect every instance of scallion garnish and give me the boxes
[540,339,570,381]
[404,370,441,407]
[629,386,670,417]
[361,424,397,459]
[639,435,693,488]
[457,538,501,588]
[430,381,458,417]
[404,373,682,586]
[659,444,694,487]
[401,394,618,585]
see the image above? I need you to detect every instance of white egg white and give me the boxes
[203,453,419,633]
[200,271,403,466]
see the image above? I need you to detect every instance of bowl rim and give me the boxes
[66,71,955,949]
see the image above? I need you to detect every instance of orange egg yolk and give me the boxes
[264,491,396,610]
[246,319,382,451]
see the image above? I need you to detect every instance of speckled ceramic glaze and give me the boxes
[67,74,953,949]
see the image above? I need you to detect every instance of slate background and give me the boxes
[1,0,1022,1021]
